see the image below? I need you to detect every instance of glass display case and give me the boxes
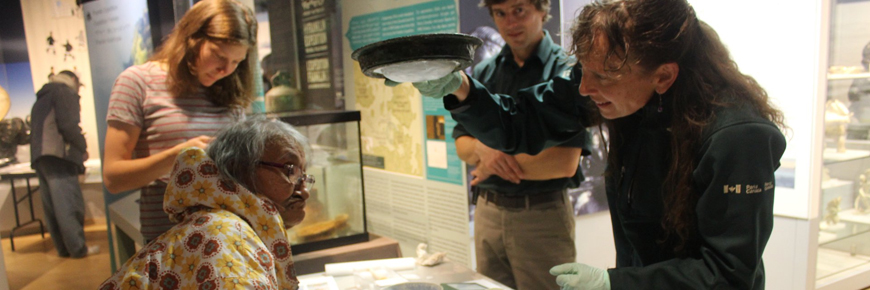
[267,110,368,254]
[817,0,870,284]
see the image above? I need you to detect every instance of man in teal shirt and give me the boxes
[453,1,588,289]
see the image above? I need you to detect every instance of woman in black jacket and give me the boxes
[404,0,788,288]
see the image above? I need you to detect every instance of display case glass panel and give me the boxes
[817,0,870,283]
[267,110,367,254]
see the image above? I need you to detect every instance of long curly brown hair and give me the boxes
[150,0,257,108]
[570,0,786,255]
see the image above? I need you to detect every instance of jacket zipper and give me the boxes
[619,166,625,189]
[620,166,634,208]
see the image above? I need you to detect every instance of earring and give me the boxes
[657,92,663,113]
[187,60,197,75]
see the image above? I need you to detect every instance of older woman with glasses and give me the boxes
[100,116,311,290]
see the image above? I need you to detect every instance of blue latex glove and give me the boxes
[384,71,462,98]
[550,263,611,290]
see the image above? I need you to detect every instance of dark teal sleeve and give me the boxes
[444,66,592,155]
[452,123,471,140]
[607,123,786,290]
[560,128,591,150]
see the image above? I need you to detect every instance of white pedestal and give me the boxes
[823,148,870,163]
[839,209,870,225]
[820,222,847,233]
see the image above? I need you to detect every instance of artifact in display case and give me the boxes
[848,42,870,124]
[267,110,367,254]
[824,197,842,226]
[825,99,852,153]
[265,71,305,113]
[856,170,870,214]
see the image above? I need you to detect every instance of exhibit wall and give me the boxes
[20,0,100,163]
[82,0,152,206]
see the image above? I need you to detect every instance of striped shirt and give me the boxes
[107,61,244,241]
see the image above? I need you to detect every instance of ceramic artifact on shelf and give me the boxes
[265,71,304,112]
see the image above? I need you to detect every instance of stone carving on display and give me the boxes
[825,196,842,225]
[825,99,853,153]
[856,171,870,214]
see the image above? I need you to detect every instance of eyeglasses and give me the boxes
[258,161,315,191]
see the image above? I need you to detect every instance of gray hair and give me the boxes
[206,115,310,194]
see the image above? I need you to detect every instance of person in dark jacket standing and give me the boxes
[395,0,788,288]
[30,70,97,258]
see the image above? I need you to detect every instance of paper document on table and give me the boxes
[324,257,417,276]
[460,279,505,289]
[298,275,339,290]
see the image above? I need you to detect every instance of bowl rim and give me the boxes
[351,33,483,60]
[366,58,468,80]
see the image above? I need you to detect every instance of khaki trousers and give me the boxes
[474,189,576,290]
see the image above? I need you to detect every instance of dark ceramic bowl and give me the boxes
[351,33,483,83]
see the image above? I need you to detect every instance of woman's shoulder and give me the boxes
[117,61,167,83]
[166,210,263,246]
[191,209,251,227]
[701,106,785,150]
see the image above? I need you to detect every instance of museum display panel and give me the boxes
[817,0,870,285]
[268,110,368,254]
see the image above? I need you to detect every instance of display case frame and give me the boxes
[266,110,369,254]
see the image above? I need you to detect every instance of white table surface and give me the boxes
[298,260,512,290]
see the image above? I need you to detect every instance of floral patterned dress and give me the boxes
[99,148,299,290]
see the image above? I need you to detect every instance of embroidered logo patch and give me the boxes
[724,181,775,194]
[723,184,741,194]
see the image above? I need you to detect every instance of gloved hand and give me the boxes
[549,263,611,290]
[384,71,463,98]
